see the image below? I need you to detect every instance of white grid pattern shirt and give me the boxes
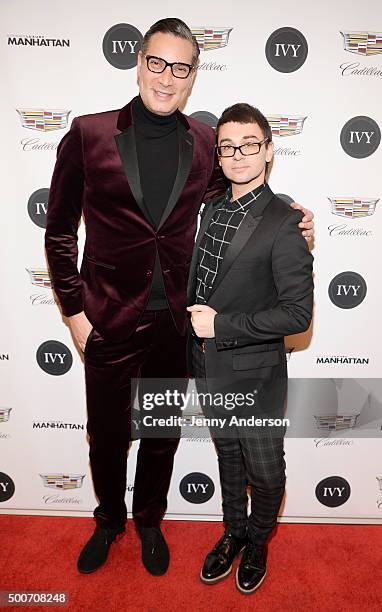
[196,184,265,304]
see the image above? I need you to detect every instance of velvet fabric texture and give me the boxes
[45,96,226,341]
[45,96,226,530]
[85,309,188,529]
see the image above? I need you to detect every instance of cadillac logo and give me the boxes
[191,27,232,51]
[314,414,360,431]
[266,115,307,137]
[40,473,85,490]
[0,408,12,423]
[341,31,382,56]
[328,197,378,218]
[26,268,52,288]
[16,109,71,131]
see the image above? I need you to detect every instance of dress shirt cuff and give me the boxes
[214,314,238,350]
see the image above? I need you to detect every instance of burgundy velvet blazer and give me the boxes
[45,96,226,340]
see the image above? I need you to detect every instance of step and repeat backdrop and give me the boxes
[1,0,382,523]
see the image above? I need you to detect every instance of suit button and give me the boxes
[146,270,152,276]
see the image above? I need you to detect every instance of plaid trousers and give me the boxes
[192,340,286,544]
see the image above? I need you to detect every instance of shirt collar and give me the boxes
[223,183,266,211]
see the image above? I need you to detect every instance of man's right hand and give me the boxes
[68,311,93,353]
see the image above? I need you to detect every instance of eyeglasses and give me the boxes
[217,138,269,157]
[146,55,193,79]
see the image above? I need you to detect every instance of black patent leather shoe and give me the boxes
[236,542,267,594]
[200,532,247,584]
[137,526,170,576]
[77,526,125,574]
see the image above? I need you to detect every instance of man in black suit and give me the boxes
[187,103,314,595]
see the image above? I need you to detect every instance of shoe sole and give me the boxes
[77,532,125,574]
[200,564,232,584]
[142,565,169,577]
[200,545,246,585]
[78,564,105,575]
[235,569,267,595]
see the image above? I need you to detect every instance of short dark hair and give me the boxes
[216,103,272,144]
[217,103,273,179]
[142,18,200,68]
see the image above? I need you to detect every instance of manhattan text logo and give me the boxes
[179,472,215,503]
[102,23,143,69]
[16,109,71,132]
[33,420,84,431]
[40,473,85,490]
[316,355,369,365]
[8,34,69,47]
[341,32,382,56]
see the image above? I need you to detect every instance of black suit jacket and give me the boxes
[187,184,314,399]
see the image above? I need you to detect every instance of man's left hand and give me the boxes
[290,202,314,243]
[187,305,217,338]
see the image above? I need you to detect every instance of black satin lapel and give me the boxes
[158,124,193,229]
[207,214,264,300]
[114,127,149,221]
[187,200,219,303]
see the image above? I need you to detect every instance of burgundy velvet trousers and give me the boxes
[84,310,188,530]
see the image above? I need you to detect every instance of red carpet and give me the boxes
[1,516,381,611]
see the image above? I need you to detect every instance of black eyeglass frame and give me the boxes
[216,137,269,157]
[145,55,193,79]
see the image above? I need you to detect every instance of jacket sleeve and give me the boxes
[203,139,228,203]
[45,118,85,317]
[214,210,314,349]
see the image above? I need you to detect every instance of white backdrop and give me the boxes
[1,0,382,523]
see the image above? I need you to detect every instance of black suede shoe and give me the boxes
[137,527,169,576]
[200,532,247,584]
[77,526,124,574]
[236,542,267,594]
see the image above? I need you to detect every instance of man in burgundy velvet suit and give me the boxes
[45,18,314,576]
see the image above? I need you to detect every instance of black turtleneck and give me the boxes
[133,95,179,309]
